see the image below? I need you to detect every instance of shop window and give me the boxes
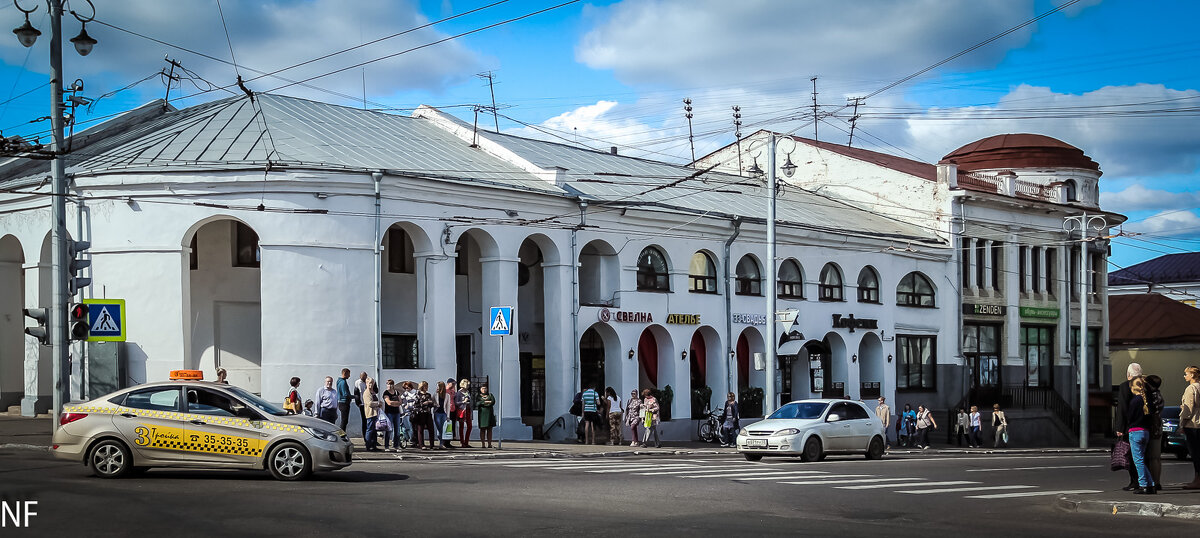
[233,222,260,268]
[897,272,935,307]
[382,334,419,369]
[735,255,762,296]
[896,335,936,390]
[1020,325,1054,388]
[857,266,879,303]
[1071,328,1101,388]
[688,251,717,294]
[637,246,670,291]
[818,263,843,301]
[778,259,804,299]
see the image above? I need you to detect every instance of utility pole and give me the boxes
[732,106,743,174]
[810,76,819,141]
[48,0,69,423]
[1064,212,1107,449]
[163,57,182,109]
[684,98,695,165]
[847,97,864,148]
[478,72,499,132]
[764,133,778,416]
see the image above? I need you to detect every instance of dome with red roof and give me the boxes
[939,133,1100,174]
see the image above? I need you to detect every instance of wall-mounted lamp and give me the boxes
[887,354,893,363]
[681,351,688,361]
[628,348,635,360]
[313,192,328,199]
[851,354,858,363]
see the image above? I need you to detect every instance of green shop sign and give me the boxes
[1019,306,1059,319]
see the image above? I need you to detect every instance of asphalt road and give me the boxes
[1,446,1197,536]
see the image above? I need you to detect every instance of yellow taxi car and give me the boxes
[51,371,352,481]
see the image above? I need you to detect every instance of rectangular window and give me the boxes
[1071,328,1101,388]
[1031,247,1041,293]
[961,239,972,288]
[1045,248,1056,298]
[233,222,260,268]
[896,335,936,390]
[963,323,1001,388]
[1020,325,1054,388]
[690,274,717,293]
[991,242,1002,292]
[387,229,414,273]
[1069,247,1079,301]
[975,242,986,290]
[382,334,419,369]
[1019,246,1027,292]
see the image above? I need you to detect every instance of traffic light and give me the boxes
[67,240,91,295]
[69,303,89,341]
[23,308,48,346]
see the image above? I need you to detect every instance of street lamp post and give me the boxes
[749,133,796,416]
[1063,212,1107,449]
[11,0,97,423]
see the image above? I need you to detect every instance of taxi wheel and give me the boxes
[267,442,311,481]
[799,437,822,463]
[88,439,132,479]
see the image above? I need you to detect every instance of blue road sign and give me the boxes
[83,298,126,342]
[489,306,513,336]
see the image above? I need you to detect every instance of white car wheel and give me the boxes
[268,442,311,481]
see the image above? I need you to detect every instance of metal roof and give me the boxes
[1109,293,1200,344]
[1108,252,1200,286]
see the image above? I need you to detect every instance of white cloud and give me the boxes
[1124,210,1200,237]
[1101,184,1200,213]
[577,0,1040,87]
[0,0,484,106]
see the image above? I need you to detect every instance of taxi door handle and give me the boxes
[119,413,136,418]
[189,419,206,425]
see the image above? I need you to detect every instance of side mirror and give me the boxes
[232,403,255,419]
[826,413,841,423]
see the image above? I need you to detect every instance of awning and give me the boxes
[778,339,805,356]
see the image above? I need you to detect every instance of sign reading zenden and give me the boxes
[1019,306,1060,319]
[962,303,1006,316]
[732,313,768,326]
[666,313,701,325]
[831,314,878,332]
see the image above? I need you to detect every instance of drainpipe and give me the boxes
[723,217,742,399]
[373,171,383,383]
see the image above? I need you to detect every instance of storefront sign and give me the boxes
[731,313,768,326]
[1019,306,1059,319]
[666,313,701,325]
[598,308,653,323]
[962,303,1006,316]
[831,314,878,332]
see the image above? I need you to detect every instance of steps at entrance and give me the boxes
[5,406,20,416]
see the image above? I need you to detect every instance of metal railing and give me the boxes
[957,172,1000,193]
[1001,384,1079,435]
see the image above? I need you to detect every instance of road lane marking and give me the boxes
[779,477,917,485]
[964,489,1103,499]
[898,485,1035,494]
[679,470,849,479]
[732,472,839,481]
[585,465,703,473]
[637,467,769,475]
[837,481,978,490]
[966,465,1095,472]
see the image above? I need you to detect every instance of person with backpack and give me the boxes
[581,386,601,445]
[570,390,584,443]
[284,377,302,415]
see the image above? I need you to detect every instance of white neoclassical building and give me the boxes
[1,94,1119,443]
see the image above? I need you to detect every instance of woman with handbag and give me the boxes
[1180,366,1200,489]
[382,380,402,451]
[363,378,382,452]
[444,378,458,448]
[992,404,1008,448]
[433,381,449,450]
[285,377,302,415]
[914,405,937,449]
[641,389,661,448]
[1126,377,1158,494]
[456,379,475,448]
[477,384,497,449]
[625,390,643,447]
[413,381,437,450]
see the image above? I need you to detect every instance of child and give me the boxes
[303,399,315,416]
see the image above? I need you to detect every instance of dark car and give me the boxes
[1162,406,1190,459]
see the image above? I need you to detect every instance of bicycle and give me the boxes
[697,406,722,443]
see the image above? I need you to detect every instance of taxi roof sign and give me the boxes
[169,370,204,380]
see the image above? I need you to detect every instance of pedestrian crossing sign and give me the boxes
[83,298,126,342]
[489,306,513,336]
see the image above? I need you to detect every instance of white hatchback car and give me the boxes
[736,399,885,462]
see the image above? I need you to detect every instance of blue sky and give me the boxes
[2,0,1197,269]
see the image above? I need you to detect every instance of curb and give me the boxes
[350,448,731,462]
[1055,495,1200,520]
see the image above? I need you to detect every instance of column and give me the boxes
[964,238,976,290]
[416,253,457,381]
[479,256,529,440]
[982,240,994,291]
[541,260,575,431]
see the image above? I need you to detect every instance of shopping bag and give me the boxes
[643,409,653,428]
[442,418,454,439]
[1110,439,1131,471]
[376,414,391,431]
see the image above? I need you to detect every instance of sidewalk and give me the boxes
[1057,493,1200,521]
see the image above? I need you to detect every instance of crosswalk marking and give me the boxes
[678,470,835,479]
[964,489,1103,499]
[966,465,1095,472]
[732,472,837,481]
[636,467,762,475]
[898,485,1035,494]
[586,465,701,473]
[837,481,978,490]
[781,477,920,486]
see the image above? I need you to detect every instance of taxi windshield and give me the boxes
[226,386,289,417]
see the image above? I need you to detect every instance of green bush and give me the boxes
[740,387,764,418]
[692,385,713,419]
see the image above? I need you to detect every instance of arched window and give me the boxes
[778,259,804,299]
[688,251,717,293]
[1064,179,1078,202]
[818,263,843,301]
[735,255,762,296]
[857,266,880,303]
[637,246,670,291]
[897,272,936,307]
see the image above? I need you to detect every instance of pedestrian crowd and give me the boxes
[284,369,497,452]
[873,397,1006,450]
[571,386,674,448]
[1114,362,1200,494]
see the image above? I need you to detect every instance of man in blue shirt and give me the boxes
[314,376,338,423]
[581,387,600,445]
[336,368,352,432]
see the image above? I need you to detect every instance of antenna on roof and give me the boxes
[478,72,500,132]
[732,105,743,174]
[847,97,865,148]
[684,98,696,166]
[236,76,254,102]
[162,56,182,111]
[810,77,819,142]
